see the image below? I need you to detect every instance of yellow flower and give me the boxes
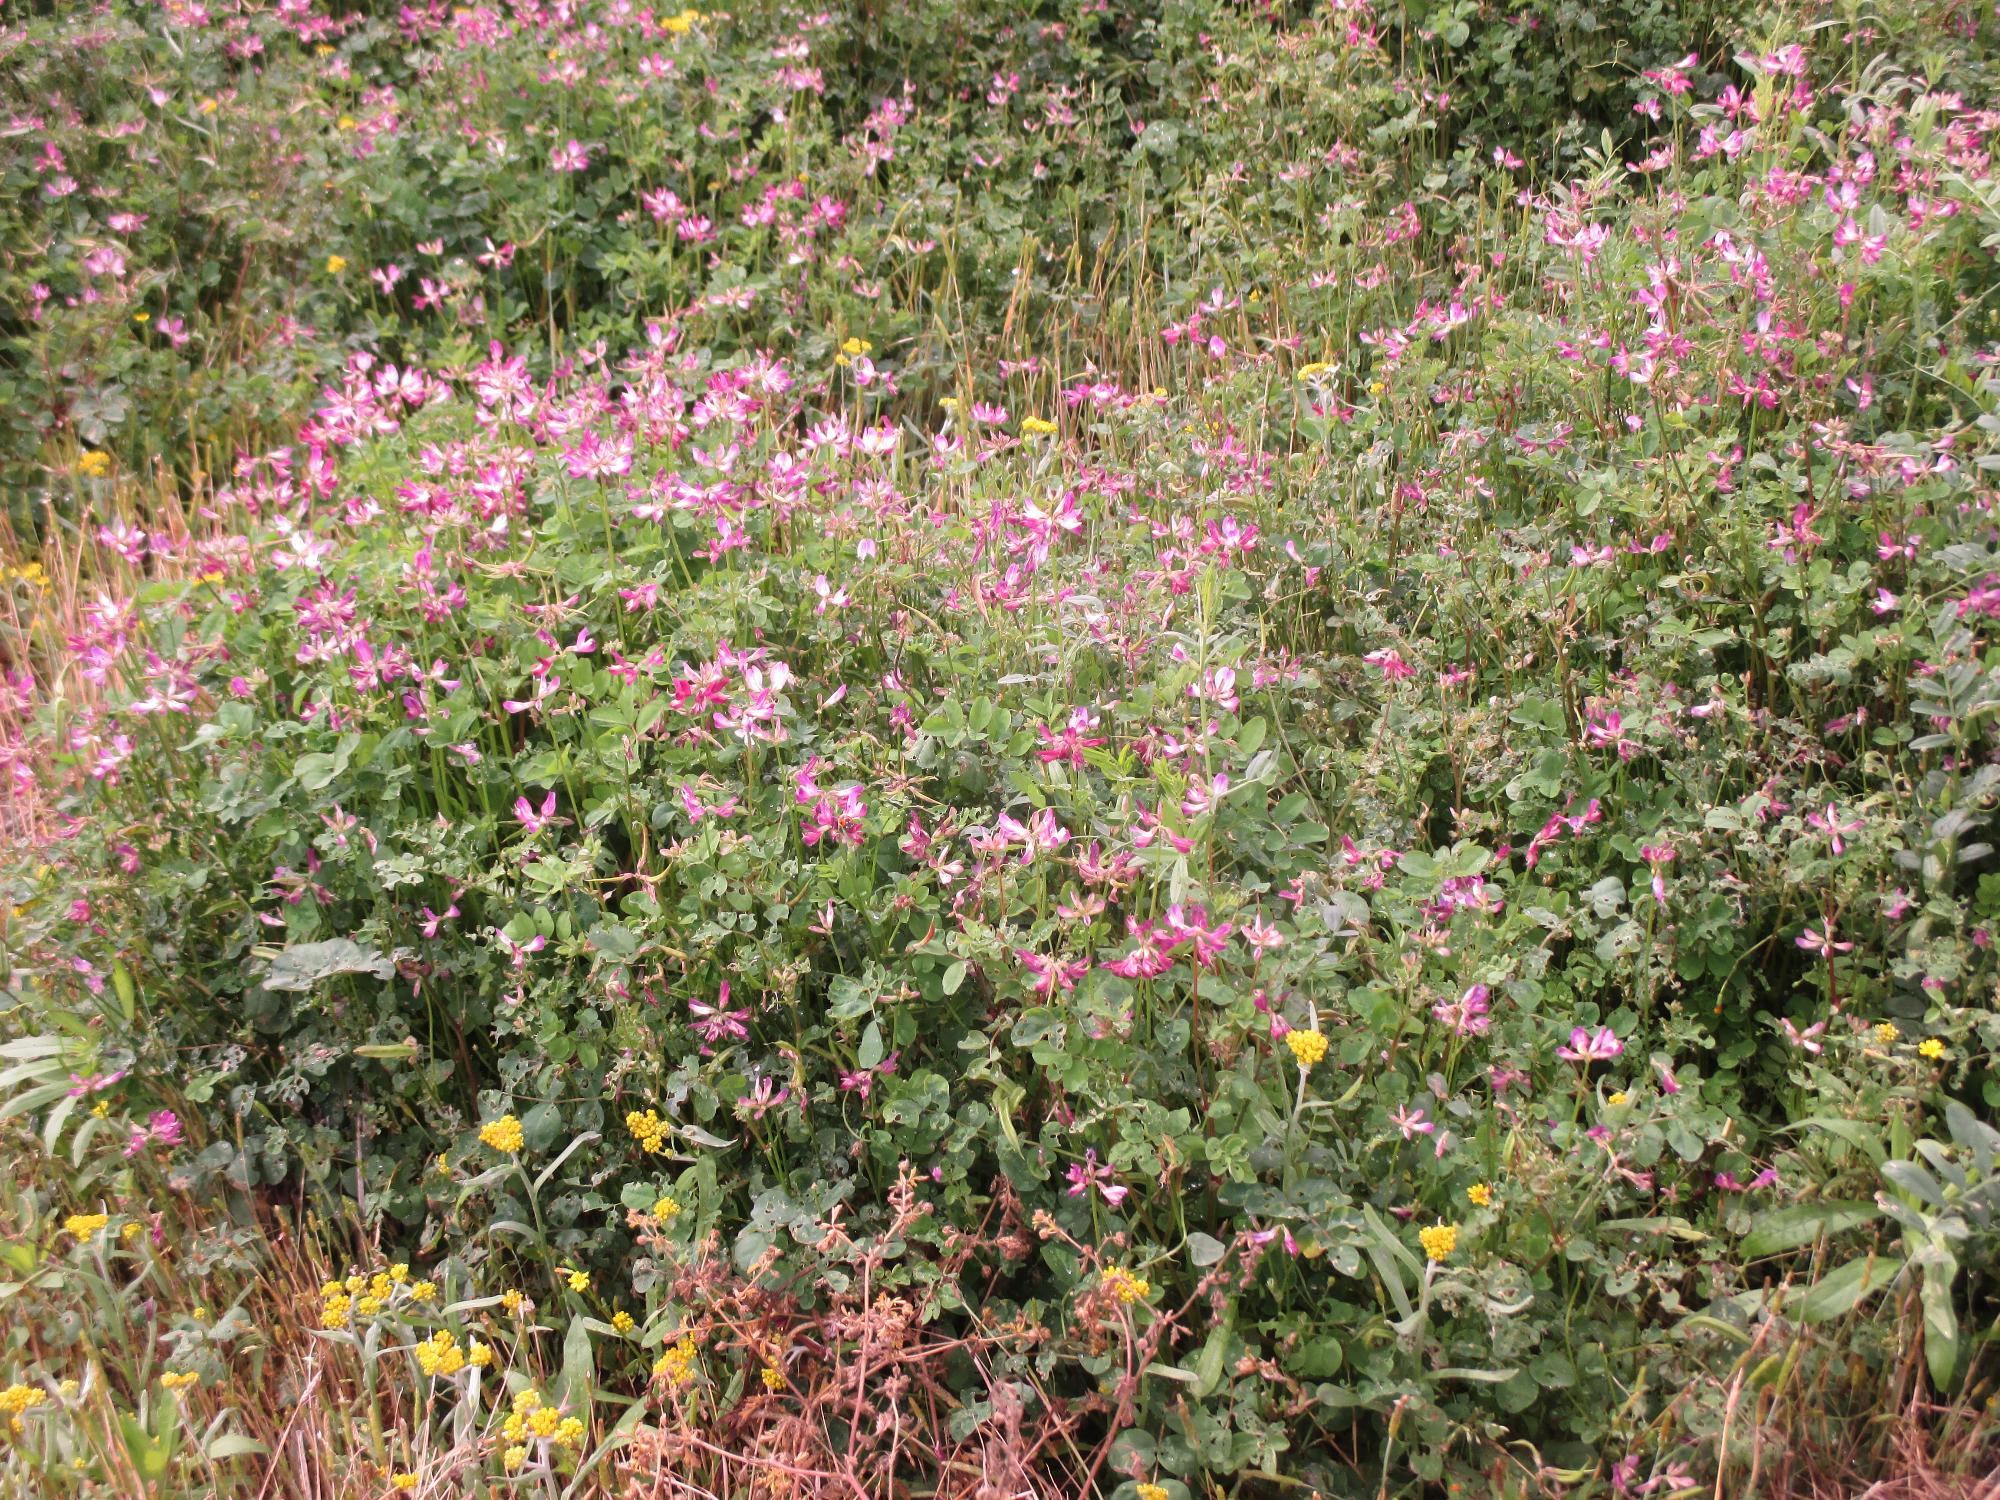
[1020,416,1059,436]
[75,451,111,478]
[1419,1222,1459,1263]
[468,1338,494,1368]
[1296,361,1334,381]
[414,1330,465,1378]
[1285,1029,1329,1069]
[325,254,348,275]
[1873,1022,1899,1044]
[626,1109,669,1154]
[1101,1267,1149,1305]
[611,1310,636,1335]
[760,1363,785,1391]
[653,1334,699,1386]
[0,1384,44,1416]
[662,8,700,33]
[500,1288,525,1315]
[63,1213,109,1240]
[390,1476,418,1492]
[563,1268,589,1293]
[1137,1486,1170,1500]
[554,1415,585,1447]
[502,1445,527,1471]
[480,1115,525,1153]
[840,336,872,356]
[160,1371,200,1392]
[653,1194,682,1221]
[1919,1038,1946,1060]
[337,115,358,131]
[198,97,219,115]
[121,1222,144,1241]
[1466,1183,1493,1208]
[132,311,149,323]
[1607,1090,1628,1107]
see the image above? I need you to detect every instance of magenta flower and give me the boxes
[1064,1149,1128,1207]
[1557,1026,1623,1062]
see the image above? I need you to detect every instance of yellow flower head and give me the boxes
[653,1194,682,1221]
[1137,1486,1170,1500]
[502,1445,527,1471]
[1873,1022,1899,1044]
[760,1363,785,1391]
[1285,1029,1329,1069]
[63,1213,110,1241]
[160,1371,200,1393]
[1919,1038,1946,1060]
[390,1476,418,1493]
[626,1109,669,1154]
[1020,416,1059,436]
[1100,1267,1149,1305]
[612,1310,636,1334]
[564,1268,589,1293]
[325,254,348,275]
[1296,361,1334,381]
[480,1115,525,1153]
[1466,1182,1493,1208]
[1419,1222,1459,1263]
[76,451,111,479]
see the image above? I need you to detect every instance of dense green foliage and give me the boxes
[4,1,2000,1495]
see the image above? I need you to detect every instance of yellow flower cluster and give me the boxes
[325,254,348,275]
[1296,361,1335,380]
[75,451,111,478]
[1101,1267,1149,1305]
[480,1115,525,1153]
[626,1109,670,1154]
[413,1328,493,1378]
[160,1371,200,1393]
[611,1311,636,1335]
[320,1285,353,1329]
[759,1363,785,1391]
[63,1213,110,1240]
[500,1389,584,1450]
[390,1475,418,1492]
[1137,1486,1170,1500]
[1285,1029,1329,1069]
[661,7,702,34]
[1419,1223,1459,1263]
[1021,416,1059,436]
[653,1194,682,1221]
[1874,1022,1899,1044]
[652,1333,699,1386]
[320,1264,444,1329]
[0,1384,44,1416]
[0,1381,42,1435]
[500,1288,527,1316]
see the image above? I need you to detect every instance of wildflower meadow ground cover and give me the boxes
[3,0,2000,1495]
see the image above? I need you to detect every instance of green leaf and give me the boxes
[1186,1231,1226,1267]
[1795,1254,1907,1323]
[256,939,400,992]
[1740,1201,1880,1258]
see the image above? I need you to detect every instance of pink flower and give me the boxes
[550,139,591,172]
[1557,1026,1623,1062]
[1064,1149,1128,1206]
